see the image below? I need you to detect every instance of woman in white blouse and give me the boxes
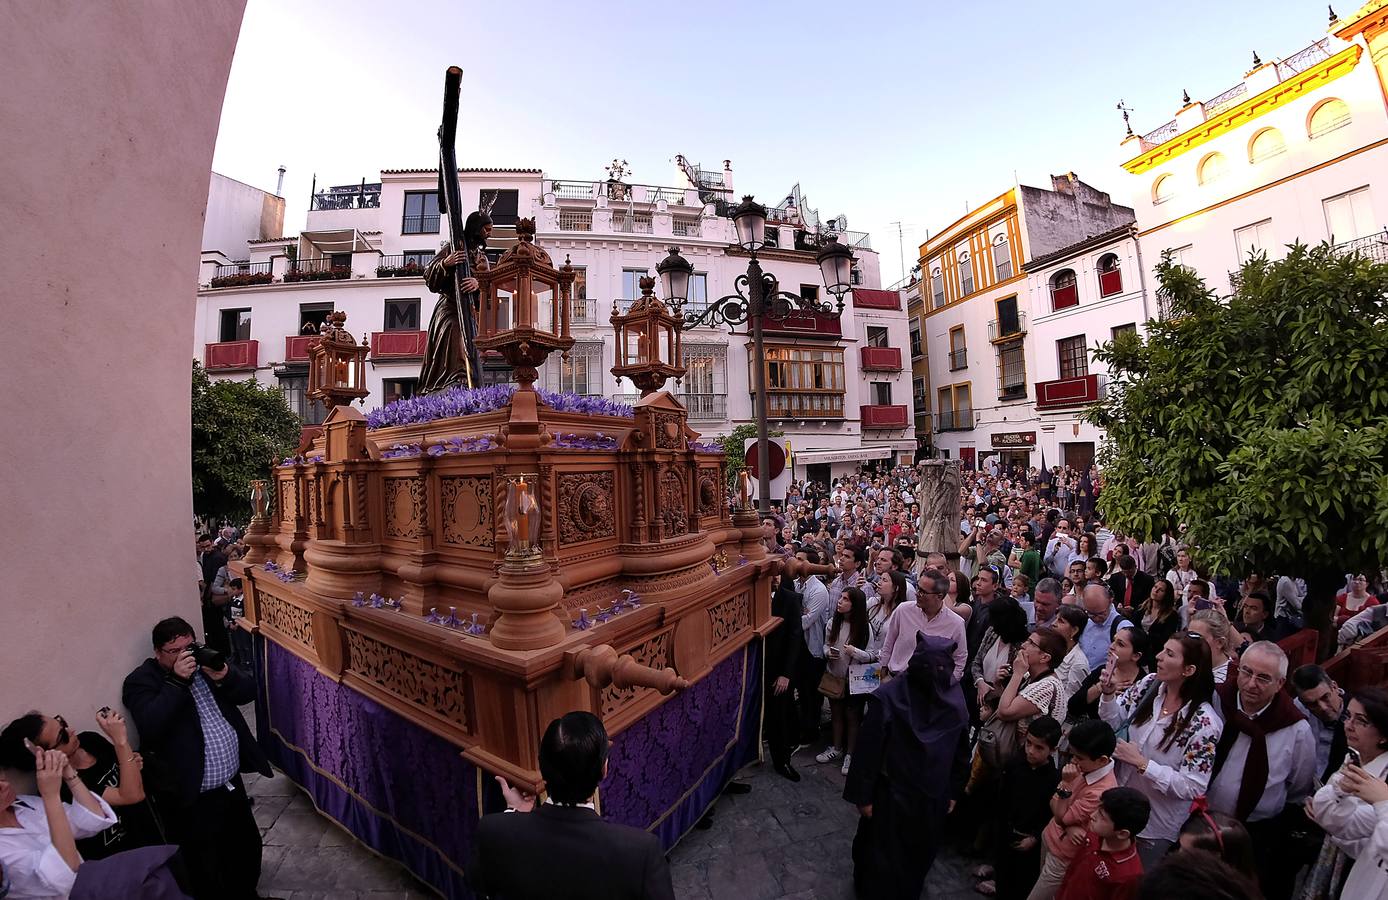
[0,744,118,899]
[1307,687,1388,895]
[1099,631,1223,870]
[1165,548,1198,601]
[1189,607,1235,685]
[1051,605,1091,710]
[996,626,1069,735]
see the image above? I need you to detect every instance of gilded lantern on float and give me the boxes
[249,480,271,520]
[307,311,369,410]
[610,251,686,397]
[475,218,575,387]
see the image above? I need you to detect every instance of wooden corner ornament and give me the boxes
[567,643,690,695]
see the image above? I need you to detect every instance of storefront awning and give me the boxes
[793,446,892,464]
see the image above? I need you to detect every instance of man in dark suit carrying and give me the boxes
[467,711,675,900]
[1106,553,1153,618]
[122,616,272,899]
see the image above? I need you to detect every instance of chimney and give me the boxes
[275,166,286,197]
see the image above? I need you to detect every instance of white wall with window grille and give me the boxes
[544,342,604,396]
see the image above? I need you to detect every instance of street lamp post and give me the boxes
[658,196,855,515]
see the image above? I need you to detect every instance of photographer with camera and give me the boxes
[122,616,272,899]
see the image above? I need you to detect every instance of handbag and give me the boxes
[977,708,1019,769]
[818,669,848,699]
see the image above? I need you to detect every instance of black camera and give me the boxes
[186,642,226,670]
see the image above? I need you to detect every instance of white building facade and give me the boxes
[195,160,914,486]
[1121,11,1388,299]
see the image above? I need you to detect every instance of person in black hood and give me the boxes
[844,633,970,899]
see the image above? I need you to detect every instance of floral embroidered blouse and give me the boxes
[1098,673,1224,841]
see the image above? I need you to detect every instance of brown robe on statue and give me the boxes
[417,245,488,394]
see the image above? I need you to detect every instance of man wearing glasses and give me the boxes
[122,616,273,900]
[1205,641,1317,900]
[1043,519,1077,580]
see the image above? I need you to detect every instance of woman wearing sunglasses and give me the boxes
[0,708,159,861]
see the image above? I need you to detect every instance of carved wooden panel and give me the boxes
[562,575,623,611]
[384,476,425,539]
[258,592,315,649]
[279,479,297,522]
[658,469,688,538]
[653,411,684,449]
[709,591,751,649]
[344,629,470,731]
[306,478,320,526]
[440,476,493,549]
[601,630,673,717]
[558,471,615,546]
[697,469,719,518]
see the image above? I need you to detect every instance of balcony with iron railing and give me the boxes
[913,392,929,413]
[375,255,428,278]
[1036,373,1106,410]
[673,218,702,237]
[859,346,903,371]
[558,210,593,232]
[934,408,974,432]
[210,261,273,288]
[860,404,909,429]
[311,184,381,210]
[1334,229,1388,264]
[764,392,845,419]
[613,392,727,420]
[612,212,653,234]
[205,339,259,372]
[566,299,602,326]
[285,258,351,283]
[988,311,1027,343]
[948,348,968,371]
[401,214,440,234]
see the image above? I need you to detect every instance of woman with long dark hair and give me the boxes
[1138,578,1181,666]
[419,210,492,393]
[1099,632,1222,869]
[818,586,870,774]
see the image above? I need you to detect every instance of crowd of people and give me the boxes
[756,461,1388,900]
[0,529,269,899]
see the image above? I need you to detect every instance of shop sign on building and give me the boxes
[991,431,1036,448]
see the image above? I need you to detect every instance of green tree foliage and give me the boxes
[191,361,302,523]
[1088,244,1388,646]
[714,423,784,490]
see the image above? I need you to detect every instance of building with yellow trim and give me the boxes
[904,277,932,460]
[1122,3,1388,300]
[919,176,1135,471]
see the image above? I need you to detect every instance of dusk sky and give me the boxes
[212,0,1325,286]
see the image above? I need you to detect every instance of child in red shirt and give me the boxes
[1056,787,1149,900]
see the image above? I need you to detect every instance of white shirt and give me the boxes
[799,575,833,659]
[1044,535,1076,578]
[0,794,118,899]
[1099,675,1224,841]
[1054,643,1090,711]
[1310,750,1388,859]
[1341,798,1388,900]
[1206,695,1317,822]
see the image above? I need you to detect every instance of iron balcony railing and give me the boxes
[1203,82,1249,118]
[673,218,701,237]
[210,261,273,287]
[558,210,593,232]
[375,255,429,278]
[988,311,1028,342]
[311,185,381,211]
[612,213,653,234]
[611,393,726,419]
[285,258,351,282]
[1333,229,1388,264]
[401,214,440,234]
[567,299,601,325]
[935,409,974,432]
[948,348,968,371]
[1276,38,1332,80]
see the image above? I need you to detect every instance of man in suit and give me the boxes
[122,616,273,899]
[1106,553,1153,616]
[467,712,675,900]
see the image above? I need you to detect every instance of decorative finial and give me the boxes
[514,217,536,242]
[1329,4,1338,24]
[1252,50,1262,67]
[1182,89,1191,105]
[1116,100,1134,137]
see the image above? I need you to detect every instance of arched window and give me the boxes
[1248,127,1286,163]
[1308,98,1351,138]
[1153,174,1175,204]
[958,250,975,296]
[930,266,945,308]
[1050,269,1078,310]
[1097,253,1122,297]
[1197,152,1229,185]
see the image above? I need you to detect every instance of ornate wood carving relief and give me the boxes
[558,472,615,546]
[600,630,673,717]
[653,412,684,450]
[658,469,687,538]
[306,478,320,526]
[279,480,297,523]
[708,591,751,649]
[258,592,315,649]
[697,470,719,518]
[384,476,426,539]
[440,476,493,549]
[561,575,623,611]
[344,629,470,731]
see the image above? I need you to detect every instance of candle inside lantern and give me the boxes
[636,331,647,362]
[737,468,752,509]
[334,359,348,386]
[514,479,531,548]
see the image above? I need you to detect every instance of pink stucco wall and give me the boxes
[0,2,247,723]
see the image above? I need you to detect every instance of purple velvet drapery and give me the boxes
[254,633,762,899]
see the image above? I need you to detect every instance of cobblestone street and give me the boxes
[249,744,978,900]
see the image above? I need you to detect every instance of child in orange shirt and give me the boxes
[1025,720,1118,900]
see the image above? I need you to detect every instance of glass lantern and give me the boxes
[503,476,541,558]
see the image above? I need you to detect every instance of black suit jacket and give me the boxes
[1107,571,1153,610]
[466,804,675,900]
[122,658,271,807]
[766,579,804,681]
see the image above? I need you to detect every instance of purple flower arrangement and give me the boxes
[424,607,486,635]
[381,443,424,459]
[426,435,498,457]
[425,607,442,624]
[365,383,634,430]
[262,560,297,583]
[549,432,619,450]
[689,441,722,453]
[353,592,367,608]
[570,589,642,630]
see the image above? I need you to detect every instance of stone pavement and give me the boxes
[248,745,978,900]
